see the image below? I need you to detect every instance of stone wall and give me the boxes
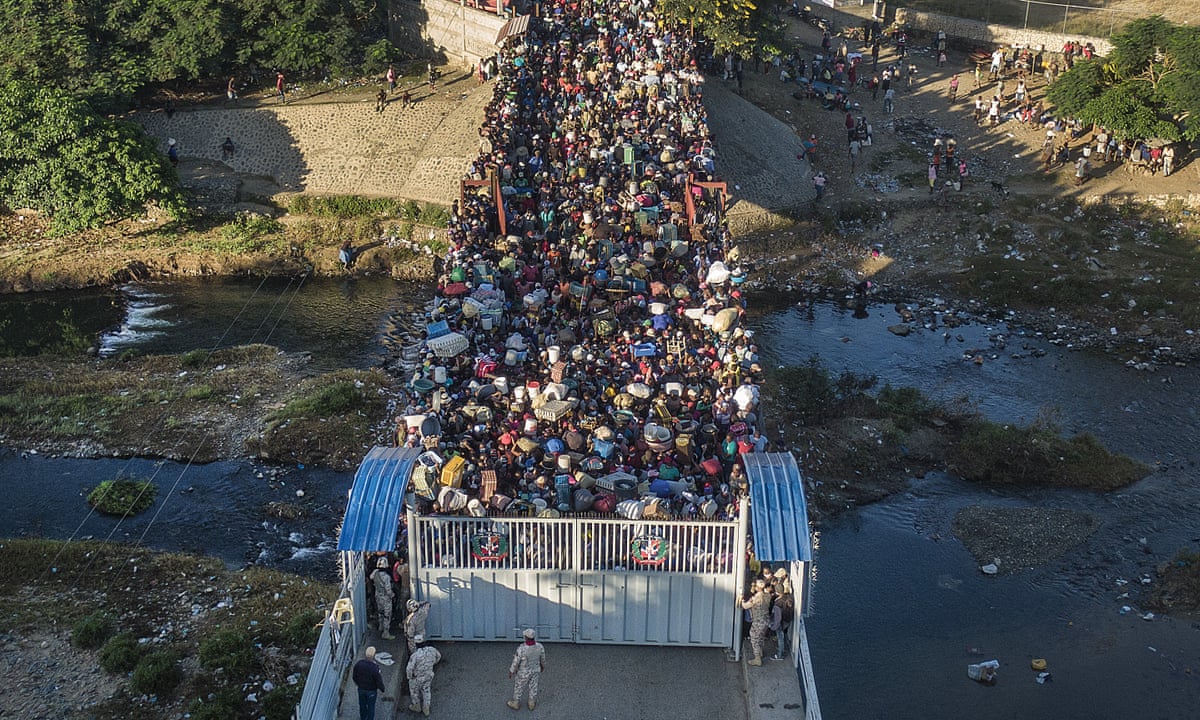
[390,0,509,64]
[818,4,1112,55]
[896,8,1113,54]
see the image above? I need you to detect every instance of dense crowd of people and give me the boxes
[401,1,762,530]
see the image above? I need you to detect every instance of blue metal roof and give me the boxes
[338,446,422,551]
[744,452,813,562]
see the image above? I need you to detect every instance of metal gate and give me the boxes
[409,505,748,647]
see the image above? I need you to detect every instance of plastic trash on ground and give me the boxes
[967,659,999,684]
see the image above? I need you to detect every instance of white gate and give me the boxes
[409,505,748,647]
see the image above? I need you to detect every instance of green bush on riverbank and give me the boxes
[948,417,1148,489]
[87,478,158,517]
[766,358,1147,505]
[288,194,449,226]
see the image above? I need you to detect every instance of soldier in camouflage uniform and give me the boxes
[506,628,546,711]
[406,637,442,717]
[741,578,772,666]
[371,554,395,640]
[404,599,430,653]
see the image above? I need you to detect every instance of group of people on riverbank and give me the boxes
[401,1,767,531]
[959,39,1184,185]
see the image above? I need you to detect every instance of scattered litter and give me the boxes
[855,173,900,193]
[1142,612,1155,621]
[1036,671,1052,684]
[980,562,999,575]
[1030,658,1047,671]
[968,660,1000,684]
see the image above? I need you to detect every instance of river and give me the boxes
[754,298,1200,719]
[1,280,1197,718]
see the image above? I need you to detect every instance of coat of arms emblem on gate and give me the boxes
[470,531,510,561]
[630,534,669,566]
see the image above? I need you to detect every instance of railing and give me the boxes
[294,553,367,720]
[412,514,740,573]
[796,619,823,720]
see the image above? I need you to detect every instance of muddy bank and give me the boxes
[0,345,400,470]
[0,212,436,294]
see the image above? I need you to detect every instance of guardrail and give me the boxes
[294,553,367,720]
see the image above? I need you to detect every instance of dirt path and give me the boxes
[733,13,1196,208]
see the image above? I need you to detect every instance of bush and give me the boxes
[199,629,257,674]
[99,632,140,673]
[184,384,215,401]
[950,419,1148,490]
[271,380,366,420]
[262,683,305,720]
[187,686,245,720]
[770,356,876,423]
[363,39,401,74]
[130,650,182,696]
[217,213,283,252]
[281,610,323,652]
[288,195,403,219]
[875,384,933,431]
[87,478,157,517]
[179,349,211,369]
[71,611,114,649]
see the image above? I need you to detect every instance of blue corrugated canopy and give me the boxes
[338,446,422,551]
[745,452,813,562]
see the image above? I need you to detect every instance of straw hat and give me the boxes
[516,437,539,453]
[593,425,615,441]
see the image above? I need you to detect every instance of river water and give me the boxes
[1,281,1197,717]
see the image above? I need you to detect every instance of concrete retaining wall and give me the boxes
[1085,192,1200,211]
[896,8,1113,55]
[390,0,508,64]
[818,4,1112,55]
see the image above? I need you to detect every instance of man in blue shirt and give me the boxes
[352,646,386,720]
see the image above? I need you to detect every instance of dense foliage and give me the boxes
[0,1,391,233]
[0,0,389,109]
[0,81,187,233]
[1047,16,1200,141]
[658,0,777,56]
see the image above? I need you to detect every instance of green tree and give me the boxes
[1048,16,1200,141]
[0,0,387,109]
[0,81,186,234]
[658,0,774,56]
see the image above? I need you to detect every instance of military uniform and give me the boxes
[404,601,430,653]
[371,557,395,640]
[507,630,546,710]
[741,583,772,665]
[406,645,442,716]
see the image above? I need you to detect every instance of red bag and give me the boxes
[592,492,616,513]
[700,458,722,476]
